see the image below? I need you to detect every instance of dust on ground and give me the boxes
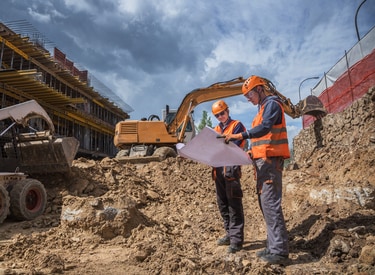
[0,91,375,274]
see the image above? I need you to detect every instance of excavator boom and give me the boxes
[168,76,326,137]
[261,77,327,119]
[167,77,245,140]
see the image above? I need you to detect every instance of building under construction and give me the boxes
[0,21,133,158]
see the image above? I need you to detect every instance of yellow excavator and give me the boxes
[114,77,326,163]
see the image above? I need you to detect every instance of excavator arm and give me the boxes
[167,77,245,141]
[166,76,326,141]
[261,77,327,119]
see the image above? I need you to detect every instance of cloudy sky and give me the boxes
[1,0,374,145]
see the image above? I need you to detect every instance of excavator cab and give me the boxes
[0,100,79,174]
[164,107,196,143]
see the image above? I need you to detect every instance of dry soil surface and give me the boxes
[0,148,374,275]
[1,91,375,274]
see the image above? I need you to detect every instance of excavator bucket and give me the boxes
[299,95,327,118]
[11,135,80,174]
[0,100,79,174]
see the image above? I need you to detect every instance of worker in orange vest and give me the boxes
[224,75,290,264]
[211,99,246,253]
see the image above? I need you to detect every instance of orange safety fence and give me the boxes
[303,49,375,128]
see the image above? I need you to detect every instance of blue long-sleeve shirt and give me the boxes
[242,95,282,139]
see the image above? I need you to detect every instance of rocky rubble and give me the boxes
[0,87,374,274]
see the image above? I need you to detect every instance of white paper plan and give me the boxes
[176,126,252,167]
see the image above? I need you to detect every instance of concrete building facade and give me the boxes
[0,21,132,158]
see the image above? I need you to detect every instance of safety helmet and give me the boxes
[242,75,267,95]
[211,100,228,115]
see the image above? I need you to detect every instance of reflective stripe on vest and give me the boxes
[250,101,290,159]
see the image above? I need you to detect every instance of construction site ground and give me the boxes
[0,89,374,274]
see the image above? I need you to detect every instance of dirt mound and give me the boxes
[0,88,374,274]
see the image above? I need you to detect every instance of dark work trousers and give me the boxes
[214,166,244,246]
[254,157,289,256]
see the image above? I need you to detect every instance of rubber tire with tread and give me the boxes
[153,147,177,160]
[9,178,47,221]
[0,185,10,224]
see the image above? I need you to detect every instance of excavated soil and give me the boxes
[0,89,374,274]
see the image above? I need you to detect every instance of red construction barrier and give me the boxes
[304,49,375,128]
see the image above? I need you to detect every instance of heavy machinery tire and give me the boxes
[153,147,177,161]
[9,178,47,221]
[0,185,10,224]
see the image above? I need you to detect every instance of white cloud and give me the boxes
[27,7,51,23]
[63,0,92,13]
[117,0,142,15]
[286,122,302,149]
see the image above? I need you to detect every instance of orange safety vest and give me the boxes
[250,101,290,159]
[214,120,246,149]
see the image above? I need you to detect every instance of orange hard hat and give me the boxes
[211,100,228,115]
[242,75,267,95]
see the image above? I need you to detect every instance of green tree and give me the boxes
[197,110,213,132]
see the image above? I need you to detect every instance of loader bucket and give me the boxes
[11,136,79,174]
[300,95,327,118]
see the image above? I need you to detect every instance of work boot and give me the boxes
[217,236,230,246]
[227,243,242,253]
[260,253,288,264]
[256,248,270,257]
